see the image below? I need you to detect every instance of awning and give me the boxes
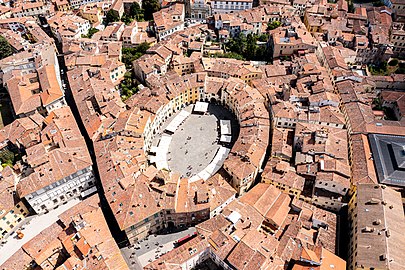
[165,110,190,133]
[193,101,209,113]
[220,120,231,135]
[220,135,232,143]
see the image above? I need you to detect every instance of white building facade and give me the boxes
[210,0,253,14]
[24,166,96,214]
[12,4,50,18]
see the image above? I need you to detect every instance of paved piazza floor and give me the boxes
[121,227,197,268]
[157,104,238,178]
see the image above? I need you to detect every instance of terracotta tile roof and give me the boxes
[195,214,231,237]
[264,193,291,229]
[0,114,43,148]
[15,106,92,198]
[145,236,210,269]
[38,65,64,106]
[5,72,42,115]
[0,248,33,270]
[22,223,64,265]
[353,184,405,270]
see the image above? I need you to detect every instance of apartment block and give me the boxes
[153,3,185,41]
[0,43,66,117]
[210,0,253,15]
[11,0,50,17]
[0,107,95,215]
[0,171,30,239]
[270,19,317,58]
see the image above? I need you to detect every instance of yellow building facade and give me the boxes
[262,177,302,198]
[0,201,30,239]
[80,6,103,24]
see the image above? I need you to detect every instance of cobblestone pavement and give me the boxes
[164,104,238,177]
[167,110,219,177]
[121,227,196,268]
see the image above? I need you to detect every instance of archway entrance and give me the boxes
[167,221,175,228]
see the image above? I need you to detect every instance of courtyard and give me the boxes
[121,227,197,268]
[153,103,238,178]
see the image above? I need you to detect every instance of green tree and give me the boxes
[258,33,269,42]
[372,97,383,110]
[120,71,139,101]
[0,36,13,60]
[122,42,151,69]
[82,27,99,38]
[255,45,271,61]
[226,33,246,55]
[136,42,150,53]
[121,14,134,25]
[130,2,144,21]
[105,9,120,25]
[267,21,281,31]
[143,0,160,21]
[222,33,272,62]
[214,52,245,60]
[369,61,388,75]
[0,149,15,168]
[121,3,145,24]
[245,34,257,60]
